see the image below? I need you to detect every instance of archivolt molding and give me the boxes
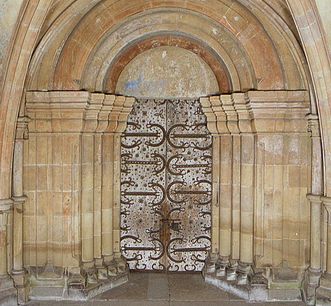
[26,0,307,93]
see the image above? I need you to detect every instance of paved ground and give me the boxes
[30,272,305,306]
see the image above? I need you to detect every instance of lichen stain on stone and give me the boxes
[125,76,143,91]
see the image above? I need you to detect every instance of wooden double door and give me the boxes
[120,99,212,272]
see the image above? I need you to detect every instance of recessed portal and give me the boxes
[120,99,212,271]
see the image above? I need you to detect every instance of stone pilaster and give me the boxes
[201,96,231,275]
[0,199,14,300]
[317,197,331,304]
[303,114,323,305]
[108,96,134,276]
[81,94,103,284]
[12,117,30,304]
[235,93,255,285]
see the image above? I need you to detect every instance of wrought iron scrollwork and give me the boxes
[120,99,212,272]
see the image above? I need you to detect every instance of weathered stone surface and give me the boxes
[0,0,330,304]
[116,46,219,98]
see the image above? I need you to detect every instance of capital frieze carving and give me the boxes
[25,91,135,135]
[201,90,309,135]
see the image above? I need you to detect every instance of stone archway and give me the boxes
[0,1,330,305]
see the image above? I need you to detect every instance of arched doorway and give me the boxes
[120,98,212,271]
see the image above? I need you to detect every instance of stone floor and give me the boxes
[29,272,305,306]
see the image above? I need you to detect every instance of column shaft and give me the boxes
[232,135,241,260]
[325,203,331,273]
[0,212,8,276]
[239,134,255,264]
[112,134,121,255]
[101,134,114,260]
[93,135,102,260]
[211,136,220,254]
[219,135,232,259]
[0,199,13,279]
[12,139,26,271]
[81,135,94,264]
[307,115,323,271]
[310,197,322,270]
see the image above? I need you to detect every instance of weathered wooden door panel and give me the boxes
[121,99,211,272]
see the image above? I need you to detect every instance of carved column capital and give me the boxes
[200,96,231,135]
[221,94,240,134]
[96,94,115,133]
[233,93,254,134]
[0,199,13,213]
[83,93,104,133]
[307,114,321,138]
[15,117,30,140]
[307,193,322,204]
[105,96,134,134]
[200,97,218,135]
[116,97,135,134]
[12,195,27,206]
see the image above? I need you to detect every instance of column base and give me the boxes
[203,260,303,303]
[302,267,321,305]
[12,269,29,305]
[226,260,239,281]
[237,262,252,285]
[82,262,98,286]
[0,274,16,305]
[0,274,14,291]
[105,255,128,277]
[216,256,230,277]
[28,261,129,302]
[95,258,108,280]
[316,272,331,304]
[203,253,219,275]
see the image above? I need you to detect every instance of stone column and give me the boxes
[304,114,323,304]
[235,93,255,285]
[229,134,241,280]
[101,133,115,261]
[81,96,102,284]
[238,134,255,284]
[317,197,331,303]
[201,96,235,275]
[307,196,322,270]
[220,95,238,275]
[97,95,115,279]
[111,97,134,274]
[11,117,29,304]
[325,200,331,274]
[93,93,108,279]
[200,97,222,273]
[0,199,14,297]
